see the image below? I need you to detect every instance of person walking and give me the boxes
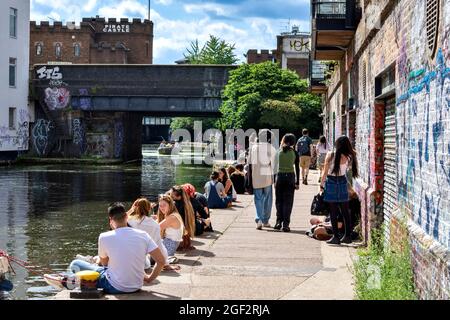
[296,128,314,185]
[247,129,276,230]
[316,136,331,183]
[273,134,300,232]
[320,136,359,245]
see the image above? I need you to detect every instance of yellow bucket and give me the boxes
[75,270,100,282]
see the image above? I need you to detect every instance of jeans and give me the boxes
[275,173,296,228]
[253,185,273,224]
[163,238,181,256]
[68,259,125,294]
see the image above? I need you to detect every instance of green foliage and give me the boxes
[259,99,301,132]
[177,35,238,131]
[184,35,239,65]
[291,93,322,138]
[170,117,218,132]
[219,62,321,136]
[353,228,417,300]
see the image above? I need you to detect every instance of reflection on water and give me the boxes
[0,145,212,300]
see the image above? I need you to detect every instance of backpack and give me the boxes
[297,137,311,156]
[310,193,329,216]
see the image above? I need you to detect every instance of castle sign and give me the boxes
[103,24,130,33]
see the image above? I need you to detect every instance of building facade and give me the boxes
[0,0,31,161]
[312,0,450,299]
[276,29,311,79]
[30,16,153,65]
[246,28,310,79]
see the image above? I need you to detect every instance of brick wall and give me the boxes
[322,0,450,299]
[30,17,153,65]
[246,49,276,64]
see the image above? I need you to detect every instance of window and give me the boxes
[55,43,62,58]
[36,43,43,56]
[10,8,17,38]
[9,58,16,87]
[9,108,16,129]
[426,0,440,58]
[74,43,81,57]
[145,42,150,57]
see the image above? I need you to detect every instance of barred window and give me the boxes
[426,0,440,58]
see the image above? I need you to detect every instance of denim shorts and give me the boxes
[323,175,348,203]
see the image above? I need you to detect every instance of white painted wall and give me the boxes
[0,0,30,152]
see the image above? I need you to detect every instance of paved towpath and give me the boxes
[55,170,355,300]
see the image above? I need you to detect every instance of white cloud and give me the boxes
[98,0,148,19]
[155,0,173,5]
[83,0,98,12]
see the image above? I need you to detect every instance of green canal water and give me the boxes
[0,145,212,300]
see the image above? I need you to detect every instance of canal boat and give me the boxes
[157,142,182,155]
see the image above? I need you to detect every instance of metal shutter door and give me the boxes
[383,97,397,241]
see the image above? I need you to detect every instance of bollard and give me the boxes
[70,270,104,299]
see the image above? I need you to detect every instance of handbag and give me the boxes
[310,192,329,216]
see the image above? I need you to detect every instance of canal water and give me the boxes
[0,145,212,300]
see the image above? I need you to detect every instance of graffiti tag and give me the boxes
[32,119,53,156]
[36,66,63,80]
[45,87,70,110]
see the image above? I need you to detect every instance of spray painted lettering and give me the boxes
[36,66,63,80]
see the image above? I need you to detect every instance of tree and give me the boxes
[172,35,239,133]
[184,35,239,65]
[259,99,302,132]
[170,117,218,132]
[219,61,322,136]
[291,93,323,138]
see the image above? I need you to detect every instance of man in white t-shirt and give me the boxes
[69,203,165,294]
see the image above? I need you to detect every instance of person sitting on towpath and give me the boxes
[182,183,213,233]
[69,202,166,294]
[168,186,196,250]
[205,171,233,209]
[127,198,179,271]
[156,195,185,257]
[219,167,236,202]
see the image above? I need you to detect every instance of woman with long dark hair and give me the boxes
[273,133,300,232]
[320,136,359,245]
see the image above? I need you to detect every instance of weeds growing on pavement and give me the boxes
[352,226,417,300]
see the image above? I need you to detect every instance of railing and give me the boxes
[312,1,347,19]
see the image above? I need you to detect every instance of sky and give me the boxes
[30,0,311,64]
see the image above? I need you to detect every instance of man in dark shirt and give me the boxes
[296,128,314,185]
[230,164,246,194]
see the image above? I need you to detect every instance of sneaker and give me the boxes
[282,227,291,232]
[168,256,178,264]
[340,236,353,244]
[274,223,282,230]
[256,221,262,230]
[326,236,341,245]
[263,223,271,228]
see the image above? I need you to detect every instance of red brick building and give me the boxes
[245,49,277,64]
[246,28,310,80]
[30,16,153,65]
